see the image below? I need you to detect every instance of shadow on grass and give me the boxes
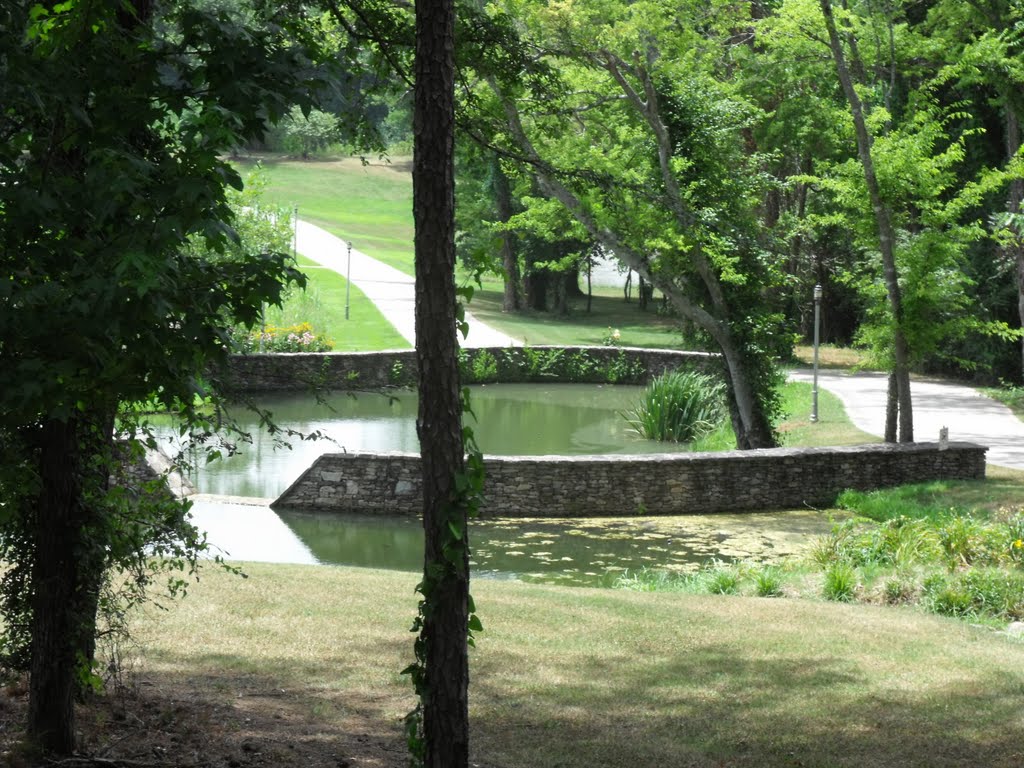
[471,639,1024,768]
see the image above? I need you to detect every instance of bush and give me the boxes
[233,322,333,353]
[822,562,857,602]
[623,370,725,443]
[753,566,784,598]
[704,564,740,595]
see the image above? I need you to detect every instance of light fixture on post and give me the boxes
[811,283,823,423]
[345,241,352,320]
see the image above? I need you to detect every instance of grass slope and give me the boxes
[134,562,1024,768]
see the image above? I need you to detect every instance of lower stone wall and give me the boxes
[272,442,987,517]
[220,346,718,391]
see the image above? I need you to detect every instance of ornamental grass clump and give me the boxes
[623,370,725,443]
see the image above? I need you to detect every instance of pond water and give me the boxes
[189,497,837,587]
[170,384,692,499]
[168,382,839,586]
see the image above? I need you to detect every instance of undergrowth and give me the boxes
[614,482,1024,625]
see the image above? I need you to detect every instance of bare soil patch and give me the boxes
[0,674,407,768]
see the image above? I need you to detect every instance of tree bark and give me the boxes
[820,0,913,442]
[413,0,469,762]
[27,411,114,756]
[491,155,521,312]
[1007,105,1024,378]
[28,418,82,756]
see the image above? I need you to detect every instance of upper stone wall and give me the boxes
[220,346,719,391]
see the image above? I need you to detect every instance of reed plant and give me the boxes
[623,370,725,443]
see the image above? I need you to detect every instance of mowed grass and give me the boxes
[233,155,416,275]
[468,282,685,349]
[266,256,409,351]
[234,154,689,349]
[135,561,1024,768]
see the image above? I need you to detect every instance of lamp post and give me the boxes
[345,241,352,320]
[811,283,823,423]
[292,205,298,259]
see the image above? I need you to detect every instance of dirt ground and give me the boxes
[0,673,409,768]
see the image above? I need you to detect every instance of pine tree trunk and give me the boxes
[1007,106,1024,378]
[413,0,470,762]
[28,418,84,755]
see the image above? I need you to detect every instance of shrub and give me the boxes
[623,370,725,443]
[822,562,857,602]
[753,566,784,598]
[704,564,740,595]
[234,322,332,353]
[882,575,917,605]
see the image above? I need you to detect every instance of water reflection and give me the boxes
[167,384,693,499]
[189,500,840,587]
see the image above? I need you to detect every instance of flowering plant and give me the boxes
[233,322,333,353]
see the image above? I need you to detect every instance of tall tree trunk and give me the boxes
[28,419,85,755]
[491,156,521,312]
[27,411,113,756]
[820,0,913,442]
[413,0,469,762]
[1007,105,1024,378]
[885,373,898,443]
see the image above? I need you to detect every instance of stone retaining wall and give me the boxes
[272,442,987,517]
[221,346,718,391]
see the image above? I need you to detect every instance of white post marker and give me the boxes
[345,241,352,320]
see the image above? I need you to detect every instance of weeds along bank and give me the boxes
[220,345,718,391]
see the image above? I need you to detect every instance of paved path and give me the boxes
[295,220,520,348]
[295,221,1024,469]
[789,369,1024,470]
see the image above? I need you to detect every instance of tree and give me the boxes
[481,0,787,448]
[281,105,343,158]
[817,0,914,441]
[922,0,1024,377]
[405,0,477,762]
[0,0,332,754]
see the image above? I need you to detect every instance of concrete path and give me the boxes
[788,369,1024,470]
[295,220,520,348]
[295,221,1024,469]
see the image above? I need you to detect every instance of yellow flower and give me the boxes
[1013,539,1023,550]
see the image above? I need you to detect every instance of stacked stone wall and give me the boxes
[220,346,717,391]
[272,443,986,518]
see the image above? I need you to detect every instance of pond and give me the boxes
[170,383,694,499]
[167,382,839,586]
[189,497,837,587]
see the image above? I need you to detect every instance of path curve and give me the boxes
[789,369,1024,470]
[295,223,1024,470]
[294,220,520,348]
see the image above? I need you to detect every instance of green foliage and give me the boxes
[923,570,1024,620]
[623,371,726,443]
[233,322,334,354]
[753,566,785,598]
[279,106,342,158]
[822,562,858,602]
[704,564,741,595]
[0,0,342,733]
[458,345,647,385]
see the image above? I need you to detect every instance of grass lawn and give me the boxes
[233,155,416,276]
[267,256,409,351]
[126,561,1024,768]
[234,153,690,350]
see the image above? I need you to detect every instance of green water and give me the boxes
[175,382,839,584]
[177,383,692,498]
[191,500,838,587]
